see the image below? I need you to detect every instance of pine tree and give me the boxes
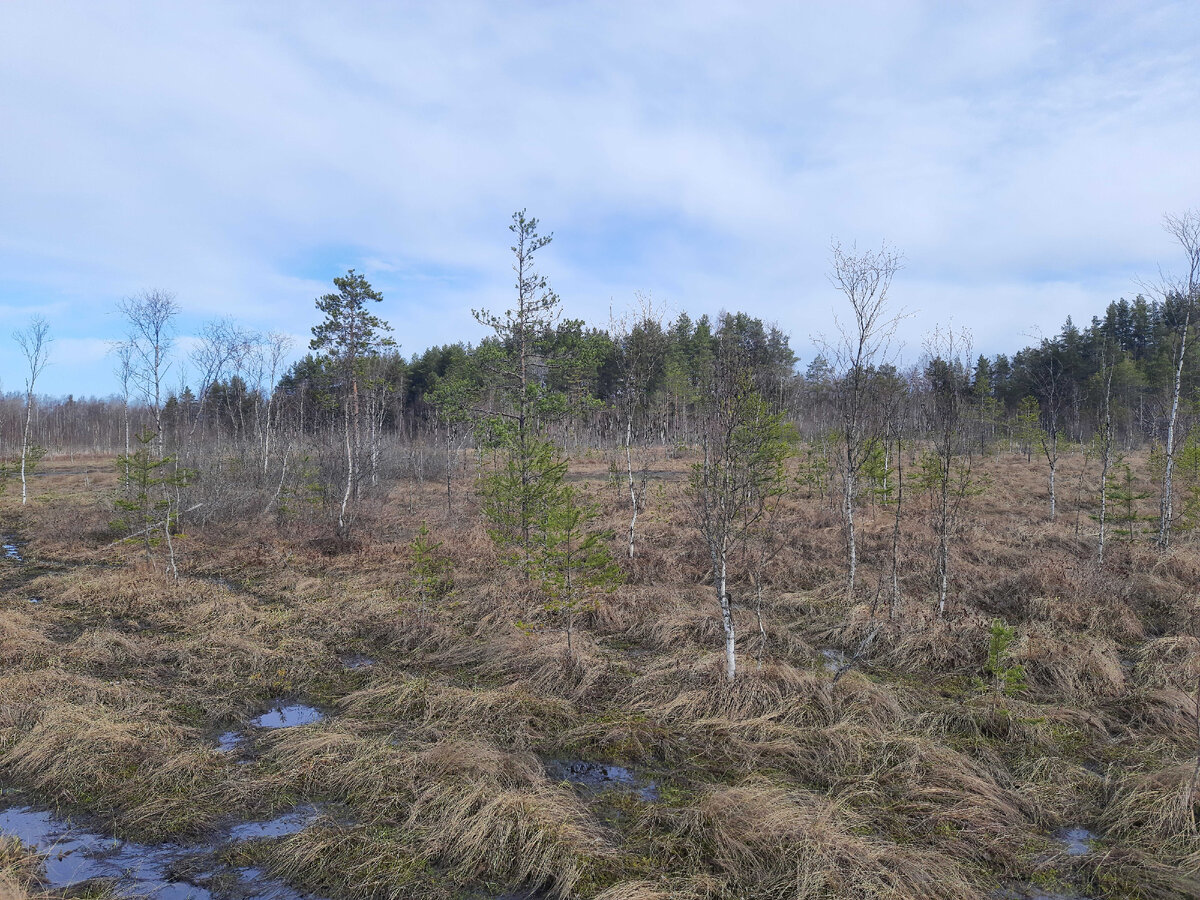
[1106,458,1153,544]
[406,521,454,612]
[473,211,577,571]
[535,485,622,656]
[310,269,395,539]
[113,428,192,575]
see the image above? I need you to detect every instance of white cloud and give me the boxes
[0,0,1197,395]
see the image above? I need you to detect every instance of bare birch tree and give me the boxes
[13,317,51,505]
[119,290,178,460]
[1154,210,1200,550]
[1033,355,1066,521]
[920,326,976,617]
[1097,347,1115,566]
[688,343,789,682]
[609,294,666,560]
[824,240,904,599]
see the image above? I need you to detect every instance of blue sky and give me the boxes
[1,1,1198,397]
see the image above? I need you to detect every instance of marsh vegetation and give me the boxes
[2,211,1200,899]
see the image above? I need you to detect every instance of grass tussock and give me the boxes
[644,779,980,899]
[339,677,579,751]
[6,449,1200,898]
[406,780,613,897]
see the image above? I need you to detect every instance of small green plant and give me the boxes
[407,521,454,607]
[983,618,1025,697]
[1174,430,1200,531]
[536,484,623,656]
[861,439,892,505]
[794,442,830,498]
[112,428,192,571]
[1105,458,1153,543]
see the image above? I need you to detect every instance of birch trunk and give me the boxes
[717,549,736,682]
[1160,306,1190,549]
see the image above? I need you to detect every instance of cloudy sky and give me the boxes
[2,1,1198,396]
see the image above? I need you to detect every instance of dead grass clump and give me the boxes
[406,780,613,898]
[265,727,416,817]
[407,739,542,788]
[829,607,992,676]
[912,698,1093,770]
[591,585,673,636]
[1012,755,1104,830]
[0,613,53,668]
[1009,625,1126,703]
[839,736,1035,869]
[115,749,242,837]
[0,669,149,742]
[553,710,682,766]
[479,631,630,703]
[678,718,878,784]
[1027,592,1144,643]
[67,629,159,678]
[1103,688,1197,745]
[1080,845,1200,900]
[0,700,231,844]
[183,593,264,633]
[0,838,44,900]
[171,633,286,718]
[645,779,979,900]
[632,593,726,652]
[52,568,193,620]
[339,677,579,751]
[1100,762,1200,859]
[627,657,902,734]
[1133,635,1200,690]
[593,875,728,900]
[262,821,450,900]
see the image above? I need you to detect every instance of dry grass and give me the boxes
[2,447,1200,898]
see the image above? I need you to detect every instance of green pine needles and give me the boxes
[983,618,1025,697]
[112,428,192,569]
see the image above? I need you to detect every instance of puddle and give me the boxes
[27,596,41,604]
[821,648,846,673]
[228,806,319,842]
[341,655,375,670]
[252,703,324,729]
[0,804,327,899]
[996,888,1092,900]
[546,760,658,801]
[0,805,202,894]
[1056,826,1095,856]
[234,868,321,900]
[217,731,244,752]
[3,539,23,562]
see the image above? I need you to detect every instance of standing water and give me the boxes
[0,803,328,899]
[252,703,325,729]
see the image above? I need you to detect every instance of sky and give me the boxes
[1,1,1199,397]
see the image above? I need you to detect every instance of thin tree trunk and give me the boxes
[937,458,951,617]
[719,554,736,682]
[19,392,33,505]
[1099,359,1114,566]
[889,432,903,620]
[626,415,637,558]
[844,467,857,597]
[339,399,353,537]
[1049,456,1057,521]
[1161,308,1190,550]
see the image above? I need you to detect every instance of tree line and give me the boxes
[3,209,1199,678]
